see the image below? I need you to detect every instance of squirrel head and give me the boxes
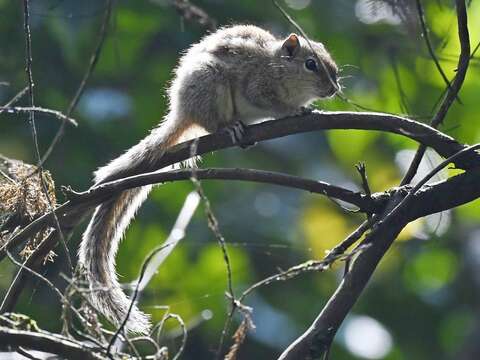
[276,33,339,104]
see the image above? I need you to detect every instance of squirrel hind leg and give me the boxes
[175,64,234,133]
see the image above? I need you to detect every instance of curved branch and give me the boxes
[71,168,380,212]
[99,110,479,183]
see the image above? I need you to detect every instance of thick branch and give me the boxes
[278,196,407,359]
[278,166,480,359]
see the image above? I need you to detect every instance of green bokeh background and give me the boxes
[1,0,480,359]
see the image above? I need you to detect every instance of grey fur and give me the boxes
[79,25,338,334]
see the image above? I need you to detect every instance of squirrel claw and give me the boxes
[225,121,256,149]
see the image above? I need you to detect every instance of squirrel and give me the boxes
[79,24,339,334]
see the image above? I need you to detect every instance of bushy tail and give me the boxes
[79,115,190,334]
[80,186,153,333]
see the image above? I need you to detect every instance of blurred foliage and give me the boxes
[1,0,480,359]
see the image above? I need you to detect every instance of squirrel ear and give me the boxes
[281,34,300,57]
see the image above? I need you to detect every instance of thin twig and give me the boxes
[0,106,78,126]
[354,163,373,272]
[355,162,371,198]
[3,250,87,328]
[239,220,370,302]
[0,86,29,109]
[428,38,480,117]
[1,231,54,312]
[186,138,237,360]
[389,53,411,114]
[382,143,480,228]
[154,313,187,360]
[196,177,237,360]
[0,169,17,184]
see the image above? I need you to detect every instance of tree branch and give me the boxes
[0,327,105,360]
[278,154,480,359]
[1,109,479,265]
[170,0,217,30]
[0,106,78,127]
[98,110,479,184]
[278,194,407,359]
[401,0,470,184]
[415,0,461,104]
[70,168,380,213]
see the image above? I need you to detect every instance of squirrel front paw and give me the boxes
[224,121,256,149]
[298,105,316,116]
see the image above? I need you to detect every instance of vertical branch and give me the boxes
[13,0,115,304]
[401,0,470,185]
[11,0,72,312]
[9,0,113,314]
[415,0,461,104]
[22,0,40,164]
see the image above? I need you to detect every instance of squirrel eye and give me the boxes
[305,58,318,72]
